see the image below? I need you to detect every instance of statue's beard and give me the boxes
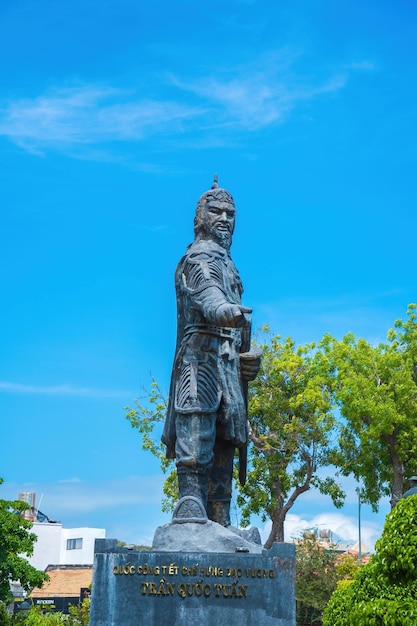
[194,210,234,250]
[197,223,232,250]
[211,226,232,250]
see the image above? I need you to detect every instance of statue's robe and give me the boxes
[162,239,247,458]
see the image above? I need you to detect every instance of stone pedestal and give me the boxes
[90,538,295,625]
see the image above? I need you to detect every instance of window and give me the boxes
[66,538,83,550]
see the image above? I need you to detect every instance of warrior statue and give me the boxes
[162,176,261,526]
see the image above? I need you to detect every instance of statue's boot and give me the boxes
[206,498,262,544]
[177,470,208,509]
[207,439,234,526]
[206,498,231,527]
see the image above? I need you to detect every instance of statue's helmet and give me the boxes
[194,174,235,238]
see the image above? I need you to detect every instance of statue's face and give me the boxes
[200,198,235,249]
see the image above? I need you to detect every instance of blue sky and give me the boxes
[1,0,416,550]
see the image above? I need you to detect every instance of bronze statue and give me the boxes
[162,176,261,526]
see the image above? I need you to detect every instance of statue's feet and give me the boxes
[172,496,208,524]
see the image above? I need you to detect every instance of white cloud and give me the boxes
[2,476,165,514]
[3,476,386,550]
[1,476,169,545]
[51,476,165,511]
[170,53,347,131]
[106,521,156,548]
[252,472,388,552]
[0,51,353,156]
[0,85,203,153]
[259,511,382,552]
[0,381,133,398]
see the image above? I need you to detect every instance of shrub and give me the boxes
[323,496,417,625]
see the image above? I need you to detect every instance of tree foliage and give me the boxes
[23,607,65,625]
[295,532,363,626]
[126,332,345,547]
[295,532,339,625]
[10,606,66,625]
[8,599,90,625]
[67,597,90,625]
[322,495,417,625]
[125,306,417,546]
[324,304,417,509]
[0,603,10,626]
[240,332,344,547]
[0,479,48,606]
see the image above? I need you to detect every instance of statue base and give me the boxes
[90,534,296,626]
[152,497,263,553]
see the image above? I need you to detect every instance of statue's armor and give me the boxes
[162,239,247,459]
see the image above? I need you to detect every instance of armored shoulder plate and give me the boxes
[179,242,227,294]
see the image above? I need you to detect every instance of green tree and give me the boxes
[325,304,417,509]
[0,602,10,626]
[126,332,344,547]
[295,533,362,626]
[239,333,344,547]
[295,532,339,625]
[335,553,361,581]
[67,597,90,626]
[322,495,417,625]
[0,479,48,606]
[12,606,65,625]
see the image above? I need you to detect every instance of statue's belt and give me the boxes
[183,324,236,339]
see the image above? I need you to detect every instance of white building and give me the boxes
[30,522,106,571]
[17,492,105,571]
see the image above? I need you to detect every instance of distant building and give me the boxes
[292,528,371,561]
[15,491,105,570]
[13,522,103,615]
[14,565,93,615]
[30,522,106,571]
[12,493,105,614]
[18,492,37,521]
[341,540,371,564]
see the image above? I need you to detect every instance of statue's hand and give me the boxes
[216,304,252,328]
[240,348,262,381]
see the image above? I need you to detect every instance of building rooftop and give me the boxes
[31,565,92,598]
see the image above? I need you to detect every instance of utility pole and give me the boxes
[356,488,362,564]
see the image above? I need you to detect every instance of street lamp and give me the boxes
[356,487,362,564]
